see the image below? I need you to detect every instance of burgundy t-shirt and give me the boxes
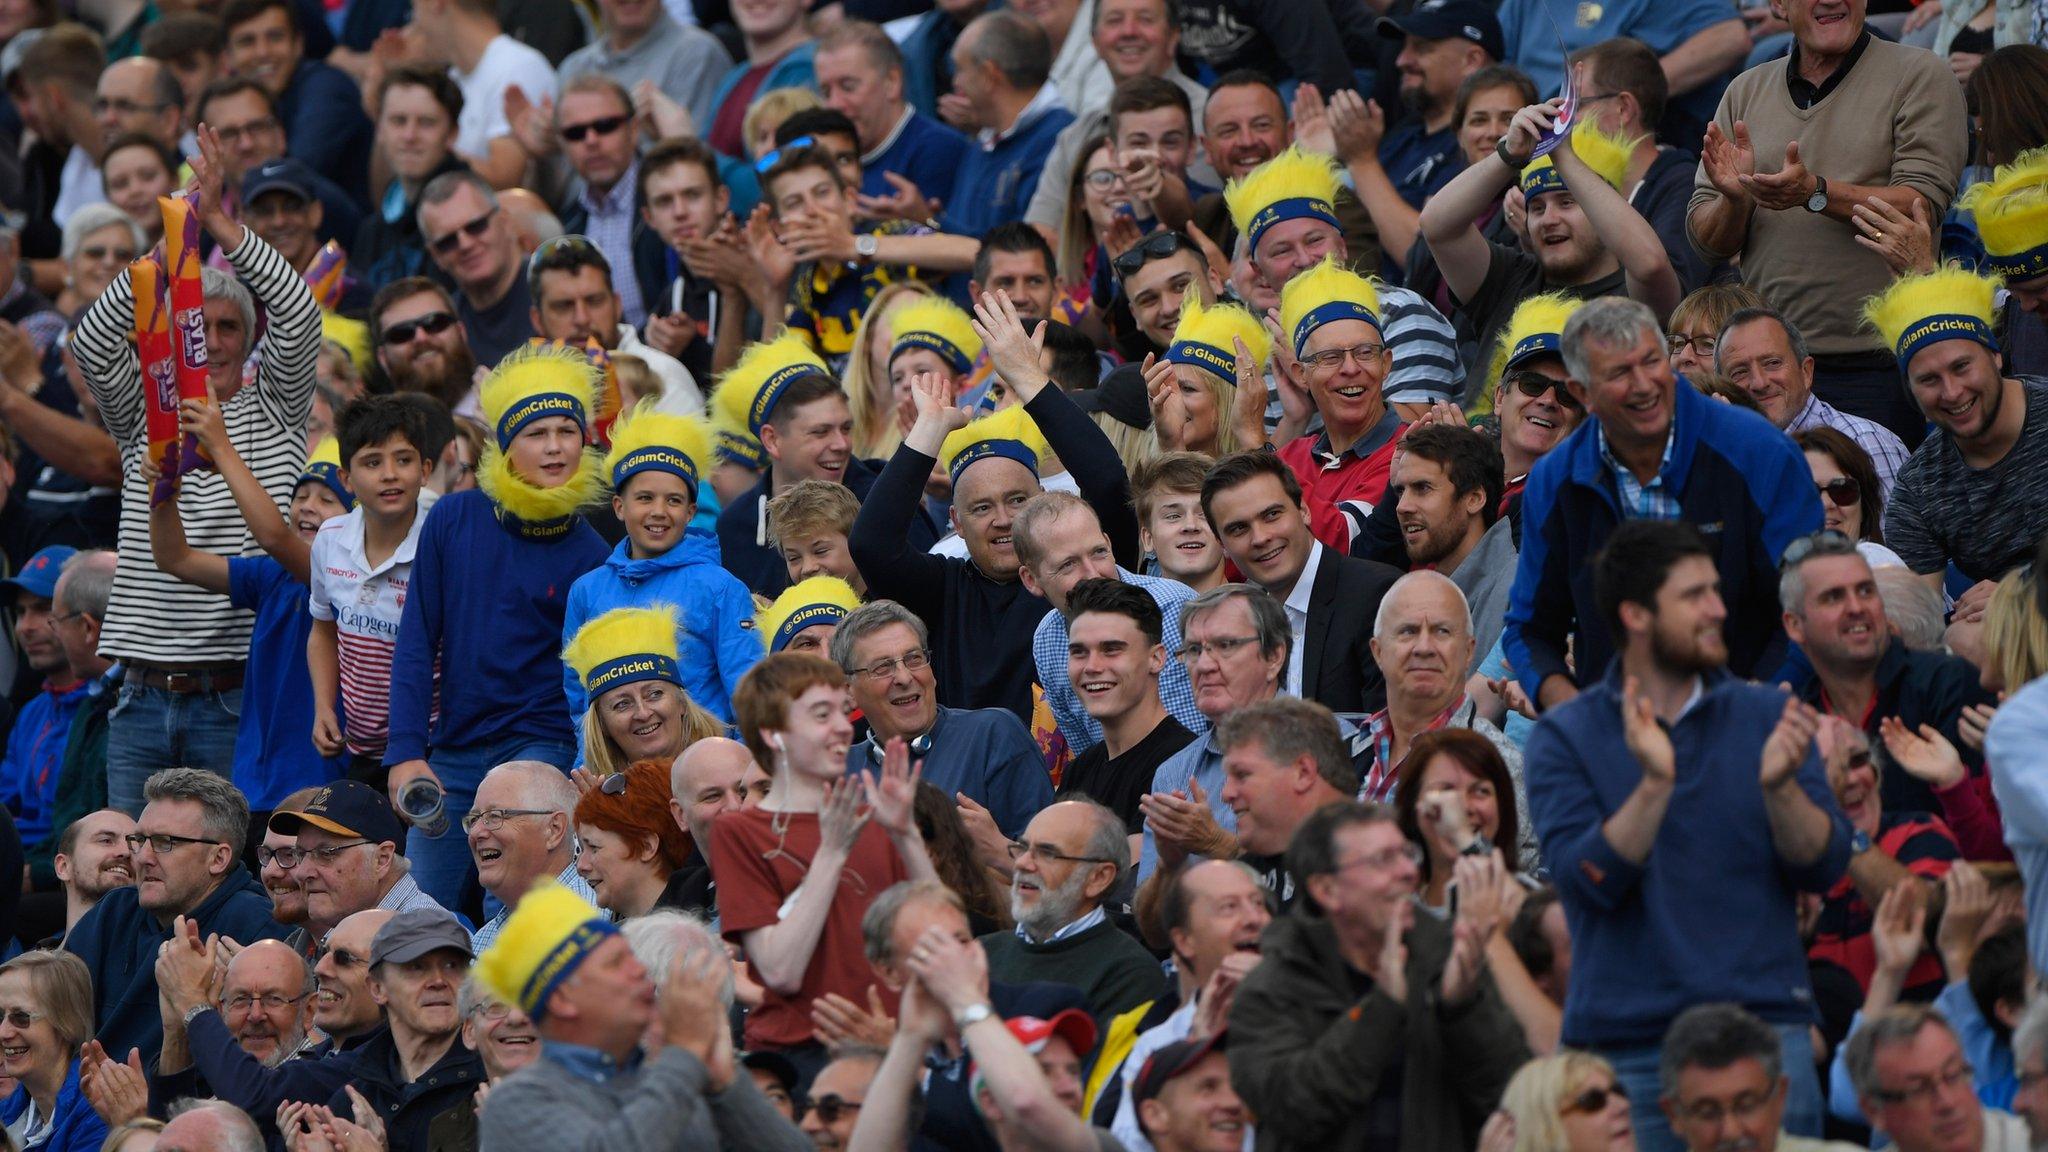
[708,60,778,158]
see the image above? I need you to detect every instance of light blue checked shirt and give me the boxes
[1598,424,1681,520]
[575,160,645,327]
[1032,568,1206,754]
[474,862,597,951]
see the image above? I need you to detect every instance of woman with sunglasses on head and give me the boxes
[572,759,696,920]
[0,952,107,1152]
[1795,427,1908,572]
[53,206,144,323]
[1490,1051,1636,1152]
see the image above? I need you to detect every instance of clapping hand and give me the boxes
[503,86,557,158]
[1228,335,1270,450]
[78,1042,147,1127]
[817,777,871,856]
[1290,84,1337,157]
[1870,880,1928,979]
[1701,121,1758,203]
[1879,716,1967,791]
[1959,701,1998,752]
[812,985,896,1052]
[1620,676,1676,785]
[1740,140,1816,212]
[1759,696,1820,793]
[855,172,940,225]
[1145,355,1192,450]
[861,735,923,839]
[185,125,243,251]
[1327,90,1384,166]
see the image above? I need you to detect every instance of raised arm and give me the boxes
[0,328,121,486]
[738,781,868,994]
[850,375,965,609]
[144,456,231,596]
[1659,19,1750,97]
[181,392,311,581]
[1550,98,1681,320]
[1422,101,1554,307]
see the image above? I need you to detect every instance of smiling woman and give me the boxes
[0,952,107,1152]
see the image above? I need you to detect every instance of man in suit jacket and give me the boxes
[1202,451,1401,716]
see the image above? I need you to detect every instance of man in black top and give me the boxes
[417,170,534,368]
[1056,579,1196,844]
[1572,37,1719,292]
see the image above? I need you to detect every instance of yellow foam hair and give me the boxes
[562,603,682,687]
[322,313,371,379]
[939,403,1053,478]
[606,401,713,486]
[478,341,601,432]
[1222,145,1343,239]
[710,330,833,432]
[1566,122,1641,192]
[889,296,984,367]
[1861,267,2000,355]
[1959,146,2048,258]
[757,576,864,649]
[1485,293,1587,391]
[1170,296,1273,369]
[710,411,766,469]
[1278,258,1382,349]
[473,879,612,1016]
[305,436,342,471]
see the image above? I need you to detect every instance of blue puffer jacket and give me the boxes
[562,529,763,736]
[0,1061,108,1152]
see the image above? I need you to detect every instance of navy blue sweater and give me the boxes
[717,456,936,598]
[942,104,1075,240]
[1504,381,1822,703]
[863,110,971,208]
[1524,665,1853,1047]
[384,489,608,765]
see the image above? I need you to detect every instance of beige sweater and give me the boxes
[1687,36,1967,355]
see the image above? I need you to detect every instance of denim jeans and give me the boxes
[1598,1021,1822,1152]
[105,683,244,816]
[405,734,577,918]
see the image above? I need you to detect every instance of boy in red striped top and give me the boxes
[308,397,438,791]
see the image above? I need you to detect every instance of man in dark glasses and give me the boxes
[553,76,655,328]
[417,170,534,368]
[801,1051,880,1149]
[370,276,477,414]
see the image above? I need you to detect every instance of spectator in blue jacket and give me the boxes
[815,19,970,214]
[64,768,291,1064]
[0,544,82,848]
[0,952,109,1152]
[1522,519,1851,1152]
[1503,296,1822,713]
[942,10,1077,241]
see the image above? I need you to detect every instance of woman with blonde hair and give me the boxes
[1982,567,2048,694]
[0,952,106,1152]
[97,1120,158,1152]
[1489,1051,1636,1152]
[845,281,939,460]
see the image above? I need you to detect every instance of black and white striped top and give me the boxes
[72,228,318,664]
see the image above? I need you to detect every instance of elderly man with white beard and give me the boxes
[977,798,1162,1027]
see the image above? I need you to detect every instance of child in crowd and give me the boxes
[767,479,867,596]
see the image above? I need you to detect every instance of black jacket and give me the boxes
[1791,637,1997,815]
[1300,549,1401,715]
[353,154,471,294]
[718,456,936,598]
[334,1031,485,1152]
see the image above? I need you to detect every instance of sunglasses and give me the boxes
[1817,476,1862,508]
[755,135,815,174]
[561,114,629,143]
[1112,231,1191,279]
[799,1095,862,1123]
[1506,370,1581,411]
[429,208,497,255]
[382,311,457,347]
[1781,528,1855,569]
[1562,1083,1628,1116]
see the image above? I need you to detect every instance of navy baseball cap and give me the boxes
[1376,0,1505,61]
[242,157,318,206]
[1131,1030,1231,1118]
[270,780,407,847]
[0,545,76,605]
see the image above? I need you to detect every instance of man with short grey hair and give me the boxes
[1716,308,1907,494]
[1661,1003,1864,1152]
[1504,295,1823,710]
[1846,1004,2029,1152]
[469,760,594,949]
[942,9,1076,238]
[161,1099,266,1152]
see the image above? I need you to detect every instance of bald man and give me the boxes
[220,939,315,1065]
[471,760,591,949]
[93,57,184,152]
[159,1101,264,1152]
[667,737,762,919]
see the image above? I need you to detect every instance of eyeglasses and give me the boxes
[1870,1061,1975,1107]
[381,311,457,347]
[287,840,372,869]
[1817,476,1862,508]
[1332,843,1424,874]
[80,244,138,264]
[429,208,497,255]
[755,135,815,173]
[50,611,86,626]
[798,1095,863,1123]
[848,649,931,682]
[257,845,303,869]
[224,991,311,1015]
[1667,332,1717,358]
[1506,369,1582,411]
[469,1001,513,1021]
[1083,167,1128,192]
[560,114,628,143]
[1562,1082,1629,1116]
[1112,230,1192,279]
[1174,635,1260,664]
[1300,342,1386,375]
[460,807,554,834]
[600,773,631,796]
[315,943,367,969]
[0,1007,43,1030]
[127,832,224,854]
[93,96,170,117]
[1007,840,1114,867]
[212,117,279,145]
[1780,529,1856,570]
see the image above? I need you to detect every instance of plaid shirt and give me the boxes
[475,863,595,950]
[1599,425,1681,520]
[1032,569,1206,754]
[1786,394,1912,497]
[576,160,645,327]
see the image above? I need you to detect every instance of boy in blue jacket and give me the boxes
[384,344,610,911]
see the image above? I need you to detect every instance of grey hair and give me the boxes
[165,1099,265,1152]
[829,599,930,672]
[1875,564,1947,652]
[456,973,499,1019]
[1560,297,1663,386]
[415,169,499,232]
[1063,795,1132,874]
[61,203,145,263]
[485,760,579,815]
[962,10,1054,90]
[201,266,257,339]
[1845,1004,1957,1099]
[1658,1003,1784,1101]
[861,879,965,966]
[1179,583,1291,669]
[55,549,115,618]
[2014,999,2048,1083]
[1714,307,1810,376]
[144,767,251,857]
[1213,697,1358,795]
[1372,570,1474,639]
[1777,533,1864,621]
[621,909,733,1010]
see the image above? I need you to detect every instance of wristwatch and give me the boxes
[1805,174,1829,214]
[854,234,879,264]
[1496,136,1530,170]
[182,1003,210,1028]
[953,1002,994,1030]
[1849,827,1874,855]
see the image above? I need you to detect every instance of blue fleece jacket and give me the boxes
[1503,380,1822,703]
[0,678,88,845]
[1523,664,1852,1048]
[707,43,817,155]
[64,866,289,1062]
[383,489,608,768]
[0,1061,106,1152]
[562,529,763,729]
[942,103,1075,239]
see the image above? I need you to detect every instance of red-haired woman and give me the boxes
[572,759,696,920]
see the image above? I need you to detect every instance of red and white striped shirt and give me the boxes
[308,492,437,758]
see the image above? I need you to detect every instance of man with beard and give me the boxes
[215,940,317,1066]
[258,790,316,943]
[977,798,1159,1027]
[370,278,477,416]
[51,810,136,944]
[1523,519,1851,1149]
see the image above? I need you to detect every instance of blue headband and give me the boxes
[1985,239,2048,281]
[519,917,620,1019]
[772,602,851,652]
[297,462,355,512]
[891,330,972,375]
[583,652,682,697]
[1247,197,1339,253]
[1896,313,2000,372]
[612,446,699,495]
[747,364,822,437]
[496,392,587,450]
[1505,331,1564,371]
[1519,161,1566,200]
[1291,300,1382,356]
[947,438,1040,485]
[715,428,766,471]
[1165,339,1236,386]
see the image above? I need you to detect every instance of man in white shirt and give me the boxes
[408,0,557,189]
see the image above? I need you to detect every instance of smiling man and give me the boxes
[371,278,479,416]
[51,809,136,944]
[468,761,594,950]
[1214,697,1357,905]
[218,0,373,202]
[1716,308,1907,496]
[416,170,535,368]
[270,780,454,932]
[1056,579,1197,844]
[355,66,470,288]
[241,157,372,313]
[1377,425,1515,666]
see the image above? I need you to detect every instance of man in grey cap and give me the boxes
[315,908,485,1151]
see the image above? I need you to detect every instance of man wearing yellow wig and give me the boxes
[384,344,611,909]
[474,881,813,1149]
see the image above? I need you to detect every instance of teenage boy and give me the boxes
[384,345,610,910]
[562,407,761,728]
[1131,452,1224,593]
[144,400,348,832]
[768,479,867,596]
[636,137,741,385]
[308,397,438,791]
[1056,578,1195,846]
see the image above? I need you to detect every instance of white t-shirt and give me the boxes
[307,490,437,758]
[452,35,559,163]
